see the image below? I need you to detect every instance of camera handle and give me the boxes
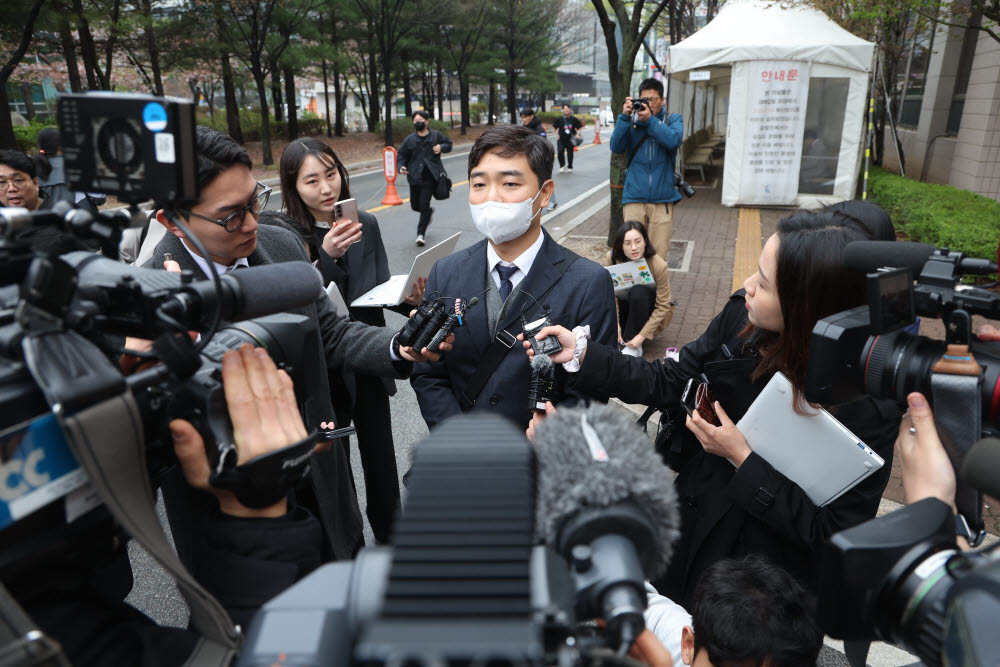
[930,312,987,546]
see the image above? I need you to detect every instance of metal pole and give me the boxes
[861,52,878,199]
[877,60,906,177]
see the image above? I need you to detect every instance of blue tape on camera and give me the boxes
[142,102,168,132]
[0,414,89,530]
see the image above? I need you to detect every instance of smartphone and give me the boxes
[334,198,362,244]
[318,425,357,442]
[681,374,720,426]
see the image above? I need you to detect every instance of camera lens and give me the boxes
[862,330,945,403]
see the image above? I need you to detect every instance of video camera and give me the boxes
[805,240,1000,665]
[0,93,331,579]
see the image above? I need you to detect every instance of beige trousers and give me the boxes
[622,201,674,260]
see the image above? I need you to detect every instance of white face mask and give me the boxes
[469,187,543,244]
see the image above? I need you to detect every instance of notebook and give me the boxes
[606,260,656,297]
[736,372,884,506]
[350,232,461,307]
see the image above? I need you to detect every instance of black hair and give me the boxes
[468,124,554,187]
[279,137,352,226]
[804,128,818,141]
[34,128,61,179]
[181,125,253,207]
[691,555,823,667]
[520,108,535,117]
[824,199,896,242]
[745,209,869,408]
[562,103,572,110]
[0,149,36,179]
[611,220,656,263]
[258,210,315,259]
[413,110,430,121]
[638,77,665,98]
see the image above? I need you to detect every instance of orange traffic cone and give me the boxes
[382,180,403,206]
[593,120,602,144]
[381,146,403,205]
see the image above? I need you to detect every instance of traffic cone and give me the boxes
[593,120,602,144]
[382,180,403,206]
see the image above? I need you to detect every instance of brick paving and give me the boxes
[553,179,1000,538]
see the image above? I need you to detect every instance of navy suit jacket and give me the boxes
[411,229,617,430]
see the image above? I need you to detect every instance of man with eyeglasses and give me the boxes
[141,126,449,611]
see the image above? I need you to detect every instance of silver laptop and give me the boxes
[350,232,461,307]
[736,372,884,506]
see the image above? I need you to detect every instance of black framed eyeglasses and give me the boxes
[177,183,271,232]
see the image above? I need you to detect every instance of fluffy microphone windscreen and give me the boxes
[225,262,323,320]
[961,437,1000,502]
[530,352,554,372]
[532,404,680,579]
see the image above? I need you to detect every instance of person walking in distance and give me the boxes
[398,110,452,246]
[551,104,582,173]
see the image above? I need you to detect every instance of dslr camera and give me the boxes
[805,240,1000,665]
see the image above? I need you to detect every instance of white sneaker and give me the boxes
[567,167,573,173]
[559,166,566,173]
[416,235,425,246]
[622,344,643,357]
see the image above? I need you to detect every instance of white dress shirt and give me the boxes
[177,238,250,276]
[485,228,545,292]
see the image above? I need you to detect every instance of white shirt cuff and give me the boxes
[562,325,591,373]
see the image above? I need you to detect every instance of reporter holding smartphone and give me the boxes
[280,138,423,544]
[522,210,903,608]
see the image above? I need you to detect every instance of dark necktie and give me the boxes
[496,264,518,301]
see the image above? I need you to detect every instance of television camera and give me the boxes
[806,240,1000,666]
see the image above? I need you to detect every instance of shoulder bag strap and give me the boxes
[458,250,581,410]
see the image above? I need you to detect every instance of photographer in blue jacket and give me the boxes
[609,78,683,261]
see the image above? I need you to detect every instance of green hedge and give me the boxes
[13,120,56,152]
[374,116,450,137]
[868,166,1000,262]
[196,110,325,141]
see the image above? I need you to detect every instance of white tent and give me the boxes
[668,0,875,208]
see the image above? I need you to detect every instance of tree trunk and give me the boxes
[284,65,298,140]
[206,81,217,118]
[0,85,15,149]
[332,15,345,136]
[239,82,246,108]
[506,71,518,124]
[140,0,163,95]
[221,53,243,143]
[271,66,283,122]
[101,0,121,90]
[322,59,332,136]
[367,20,379,133]
[402,65,413,117]
[421,72,432,117]
[459,74,470,135]
[21,82,35,121]
[73,0,101,89]
[254,71,274,165]
[59,14,82,92]
[488,78,496,126]
[436,57,444,123]
[383,53,394,146]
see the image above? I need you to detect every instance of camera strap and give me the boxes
[21,331,239,665]
[0,581,71,667]
[459,251,580,410]
[930,343,986,544]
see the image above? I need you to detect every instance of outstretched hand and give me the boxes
[518,325,577,364]
[171,344,308,518]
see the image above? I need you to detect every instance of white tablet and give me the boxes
[736,372,884,506]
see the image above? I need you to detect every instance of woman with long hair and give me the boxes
[525,210,902,607]
[608,220,673,357]
[279,137,422,545]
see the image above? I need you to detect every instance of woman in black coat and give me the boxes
[524,210,902,608]
[279,138,424,545]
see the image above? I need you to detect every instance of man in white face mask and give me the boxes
[410,125,617,431]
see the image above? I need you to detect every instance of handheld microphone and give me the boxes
[532,404,680,654]
[845,241,998,276]
[427,296,479,352]
[160,262,323,327]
